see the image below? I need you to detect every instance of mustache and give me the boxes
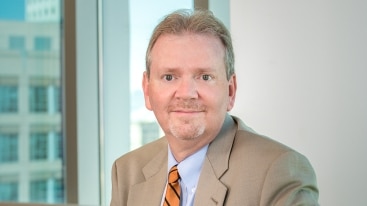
[168,100,206,111]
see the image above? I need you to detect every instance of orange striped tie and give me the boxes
[164,165,181,206]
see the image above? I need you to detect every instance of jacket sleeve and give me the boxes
[110,161,123,206]
[260,150,319,206]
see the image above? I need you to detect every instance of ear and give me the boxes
[142,72,153,111]
[227,74,237,111]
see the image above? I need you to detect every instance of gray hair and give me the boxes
[145,9,235,80]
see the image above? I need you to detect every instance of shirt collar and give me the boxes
[167,144,208,188]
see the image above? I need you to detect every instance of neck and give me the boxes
[167,134,215,162]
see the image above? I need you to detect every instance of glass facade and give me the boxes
[0,0,64,203]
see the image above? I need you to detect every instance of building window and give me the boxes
[30,179,47,202]
[53,178,64,203]
[54,132,63,159]
[34,36,51,51]
[0,85,18,113]
[0,181,18,201]
[29,178,63,203]
[9,36,25,51]
[53,86,61,112]
[30,132,48,160]
[29,86,48,113]
[29,85,60,113]
[0,133,18,163]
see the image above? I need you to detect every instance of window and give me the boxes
[0,0,219,205]
[0,133,18,163]
[0,0,64,204]
[54,132,63,159]
[30,177,64,203]
[30,179,47,202]
[9,36,25,51]
[34,36,51,51]
[0,181,18,201]
[0,85,18,113]
[53,178,64,203]
[30,132,48,160]
[29,129,61,161]
[29,85,60,113]
[53,86,61,112]
[29,86,48,112]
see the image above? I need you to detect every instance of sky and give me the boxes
[0,0,25,20]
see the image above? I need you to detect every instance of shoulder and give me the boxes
[225,116,319,204]
[232,116,293,156]
[229,116,314,172]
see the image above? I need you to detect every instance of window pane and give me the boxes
[29,86,48,112]
[0,0,64,204]
[0,84,18,113]
[0,133,18,163]
[34,36,52,51]
[0,181,18,201]
[9,36,25,51]
[30,180,47,202]
[30,132,48,160]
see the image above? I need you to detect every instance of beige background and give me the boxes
[229,0,367,205]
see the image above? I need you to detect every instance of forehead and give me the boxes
[154,32,222,47]
[151,33,225,61]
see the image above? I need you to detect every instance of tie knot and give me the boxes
[168,165,180,183]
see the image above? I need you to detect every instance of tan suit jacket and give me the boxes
[111,115,319,206]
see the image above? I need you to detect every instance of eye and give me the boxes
[164,74,173,81]
[202,74,212,81]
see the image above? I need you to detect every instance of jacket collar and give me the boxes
[194,114,238,205]
[128,114,240,205]
[127,139,168,205]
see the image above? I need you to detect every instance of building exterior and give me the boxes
[25,0,61,22]
[0,19,63,203]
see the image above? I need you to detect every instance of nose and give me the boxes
[175,77,198,99]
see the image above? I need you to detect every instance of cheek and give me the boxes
[202,88,228,109]
[147,87,169,110]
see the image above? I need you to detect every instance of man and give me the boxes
[111,9,319,206]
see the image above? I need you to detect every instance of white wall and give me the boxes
[230,1,367,205]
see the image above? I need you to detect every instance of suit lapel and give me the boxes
[127,144,168,206]
[127,115,239,206]
[194,115,238,205]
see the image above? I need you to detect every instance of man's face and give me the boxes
[143,33,236,142]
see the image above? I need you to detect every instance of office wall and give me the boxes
[230,1,367,205]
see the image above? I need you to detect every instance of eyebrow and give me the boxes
[161,67,215,73]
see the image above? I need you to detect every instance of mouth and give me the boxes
[172,109,202,113]
[168,102,206,115]
[170,109,205,117]
[171,110,203,114]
